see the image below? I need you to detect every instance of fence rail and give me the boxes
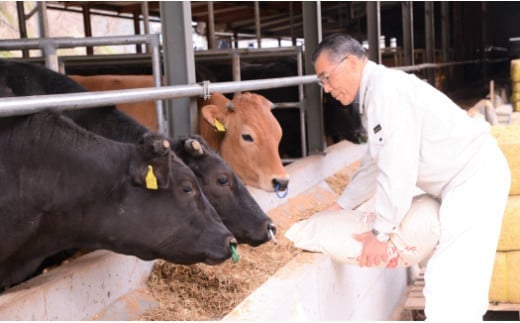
[0,75,318,118]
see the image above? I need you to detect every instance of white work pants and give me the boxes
[423,139,511,321]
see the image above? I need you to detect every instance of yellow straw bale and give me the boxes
[497,195,520,251]
[513,81,520,93]
[512,59,520,82]
[490,125,520,195]
[512,91,520,103]
[489,251,520,303]
[514,101,520,113]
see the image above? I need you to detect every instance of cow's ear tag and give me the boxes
[214,119,226,132]
[145,165,159,190]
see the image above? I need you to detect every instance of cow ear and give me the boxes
[201,104,227,133]
[132,135,171,190]
[132,156,171,190]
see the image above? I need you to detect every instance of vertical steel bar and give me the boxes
[208,1,216,49]
[401,1,414,66]
[82,6,94,55]
[16,1,29,58]
[160,1,197,137]
[367,2,381,63]
[302,1,325,156]
[254,1,261,48]
[424,1,435,83]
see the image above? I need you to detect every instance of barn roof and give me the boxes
[44,1,400,42]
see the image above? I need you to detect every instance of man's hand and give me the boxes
[353,231,389,267]
[325,202,343,211]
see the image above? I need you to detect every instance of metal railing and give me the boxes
[0,75,318,118]
[0,34,166,133]
[1,37,311,159]
[1,34,507,158]
[393,59,482,72]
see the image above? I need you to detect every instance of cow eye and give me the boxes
[217,175,229,186]
[241,134,254,142]
[182,181,194,193]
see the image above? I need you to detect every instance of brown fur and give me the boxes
[69,75,160,130]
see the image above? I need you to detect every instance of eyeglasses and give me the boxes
[317,56,348,88]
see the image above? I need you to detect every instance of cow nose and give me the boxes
[267,222,277,240]
[227,236,238,246]
[272,178,289,191]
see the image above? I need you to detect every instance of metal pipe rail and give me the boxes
[0,34,165,134]
[0,34,160,50]
[197,46,302,56]
[195,46,303,60]
[392,59,488,72]
[0,34,161,73]
[0,75,318,118]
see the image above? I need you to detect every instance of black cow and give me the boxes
[171,135,274,246]
[0,111,235,291]
[0,58,276,246]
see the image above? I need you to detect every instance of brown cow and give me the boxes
[198,92,289,192]
[69,75,160,130]
[69,75,289,192]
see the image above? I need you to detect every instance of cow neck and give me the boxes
[51,114,137,192]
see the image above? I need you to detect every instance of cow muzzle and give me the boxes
[272,177,289,194]
[267,222,277,244]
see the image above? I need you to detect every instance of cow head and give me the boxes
[121,133,237,265]
[171,135,277,246]
[198,92,289,192]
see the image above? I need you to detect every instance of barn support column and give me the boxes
[160,1,198,137]
[452,3,463,89]
[140,1,151,54]
[401,1,414,66]
[366,1,381,64]
[481,2,488,84]
[233,31,239,48]
[207,1,216,49]
[302,1,325,156]
[35,2,59,71]
[16,1,29,58]
[290,2,296,46]
[254,1,261,48]
[37,2,49,38]
[82,6,94,55]
[133,11,141,53]
[424,1,435,84]
[441,2,451,91]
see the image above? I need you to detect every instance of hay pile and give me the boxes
[139,163,359,320]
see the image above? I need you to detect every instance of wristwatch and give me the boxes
[371,228,390,243]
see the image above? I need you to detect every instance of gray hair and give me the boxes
[312,33,367,64]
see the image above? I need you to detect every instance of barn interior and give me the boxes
[2,1,519,160]
[1,1,520,320]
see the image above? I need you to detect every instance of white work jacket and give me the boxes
[337,61,494,234]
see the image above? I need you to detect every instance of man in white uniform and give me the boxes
[313,33,511,321]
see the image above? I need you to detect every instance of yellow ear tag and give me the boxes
[145,165,158,190]
[214,119,226,132]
